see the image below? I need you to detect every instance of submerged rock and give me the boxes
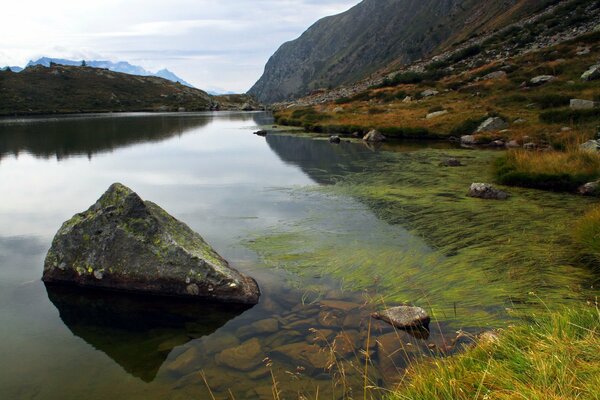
[43,183,260,304]
[215,338,264,371]
[468,183,510,200]
[371,305,430,329]
[363,129,386,142]
[329,135,341,144]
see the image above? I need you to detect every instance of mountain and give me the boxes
[2,66,23,72]
[26,57,194,87]
[248,0,559,104]
[0,64,212,115]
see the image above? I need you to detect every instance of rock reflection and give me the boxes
[45,284,250,382]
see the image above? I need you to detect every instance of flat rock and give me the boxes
[529,75,556,86]
[420,89,439,97]
[43,183,260,304]
[270,342,331,376]
[426,110,448,119]
[215,338,263,372]
[468,183,510,200]
[570,99,595,110]
[237,318,279,339]
[372,306,430,329]
[476,117,509,133]
[483,70,507,80]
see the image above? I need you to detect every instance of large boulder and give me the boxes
[476,117,509,133]
[371,305,430,329]
[363,129,386,142]
[468,183,510,200]
[581,64,600,81]
[42,183,260,304]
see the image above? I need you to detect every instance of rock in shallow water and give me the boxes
[371,305,431,329]
[42,183,260,304]
[468,183,510,200]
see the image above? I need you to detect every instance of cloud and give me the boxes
[0,0,361,92]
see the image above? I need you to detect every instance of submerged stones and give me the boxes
[468,183,510,200]
[42,183,260,304]
[371,305,430,329]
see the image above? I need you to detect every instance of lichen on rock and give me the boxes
[42,183,260,304]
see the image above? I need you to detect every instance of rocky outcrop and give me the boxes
[43,183,260,304]
[468,183,510,200]
[581,64,600,81]
[371,305,430,329]
[477,117,509,133]
[363,129,386,142]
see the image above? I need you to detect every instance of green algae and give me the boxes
[246,146,599,328]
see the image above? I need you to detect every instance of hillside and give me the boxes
[0,64,260,116]
[249,0,568,104]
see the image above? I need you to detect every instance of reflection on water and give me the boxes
[45,285,250,382]
[0,112,596,399]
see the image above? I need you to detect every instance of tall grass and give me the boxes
[495,149,600,191]
[574,206,600,265]
[390,306,600,400]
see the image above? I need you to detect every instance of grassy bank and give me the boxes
[574,206,600,266]
[495,149,600,192]
[391,305,600,400]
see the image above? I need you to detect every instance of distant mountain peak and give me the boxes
[24,57,194,88]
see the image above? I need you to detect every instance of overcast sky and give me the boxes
[0,0,361,93]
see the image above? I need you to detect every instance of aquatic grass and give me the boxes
[246,148,599,328]
[574,206,600,266]
[389,305,600,400]
[495,149,600,191]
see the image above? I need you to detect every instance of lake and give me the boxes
[0,112,596,399]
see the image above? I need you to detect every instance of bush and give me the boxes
[540,108,600,124]
[378,126,436,139]
[495,150,600,192]
[450,116,487,136]
[530,94,571,109]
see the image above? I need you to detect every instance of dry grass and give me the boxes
[390,305,600,400]
[574,206,600,265]
[495,149,600,191]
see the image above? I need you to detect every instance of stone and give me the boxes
[363,129,386,142]
[420,89,439,97]
[317,310,343,327]
[523,142,537,150]
[489,140,505,147]
[166,346,203,376]
[402,96,412,103]
[306,329,335,344]
[439,158,463,167]
[461,135,478,145]
[513,118,527,124]
[329,135,341,144]
[476,117,509,133]
[426,110,448,119]
[253,130,268,137]
[570,99,596,110]
[529,75,556,86]
[580,140,600,152]
[215,338,263,372]
[42,183,260,304]
[506,140,520,148]
[576,47,590,56]
[578,181,599,196]
[483,70,507,80]
[270,342,332,376]
[468,183,510,200]
[237,318,280,339]
[372,306,430,329]
[581,64,600,81]
[333,106,344,113]
[333,330,360,357]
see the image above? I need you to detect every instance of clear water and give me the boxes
[0,112,595,399]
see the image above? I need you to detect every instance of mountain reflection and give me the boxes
[45,284,250,382]
[0,112,263,161]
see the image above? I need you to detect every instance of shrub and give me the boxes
[495,150,600,192]
[378,127,436,139]
[540,109,600,124]
[530,94,571,109]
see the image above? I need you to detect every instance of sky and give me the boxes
[0,0,361,93]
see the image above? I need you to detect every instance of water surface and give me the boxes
[0,112,596,399]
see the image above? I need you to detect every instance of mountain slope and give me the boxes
[0,64,212,115]
[26,57,194,87]
[248,0,557,104]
